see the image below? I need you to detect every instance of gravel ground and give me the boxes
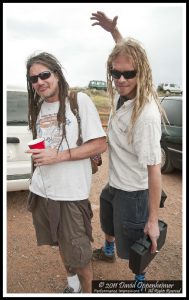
[6,150,184,295]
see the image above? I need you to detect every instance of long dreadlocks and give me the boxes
[26,52,70,151]
[107,38,168,143]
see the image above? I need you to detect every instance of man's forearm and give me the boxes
[59,137,107,162]
[111,27,123,43]
[147,164,162,221]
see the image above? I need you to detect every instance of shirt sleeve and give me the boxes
[133,117,162,168]
[77,92,106,143]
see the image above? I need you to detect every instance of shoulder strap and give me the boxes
[69,91,83,146]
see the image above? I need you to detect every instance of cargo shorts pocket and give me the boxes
[70,236,92,268]
[27,191,38,212]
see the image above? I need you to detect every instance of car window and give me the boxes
[7,91,28,125]
[161,98,182,126]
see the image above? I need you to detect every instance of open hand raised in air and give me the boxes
[90,11,118,33]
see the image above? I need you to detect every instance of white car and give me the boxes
[157,83,182,95]
[7,90,32,192]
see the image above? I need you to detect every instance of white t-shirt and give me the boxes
[108,94,161,191]
[29,92,106,200]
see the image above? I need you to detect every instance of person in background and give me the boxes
[90,11,167,285]
[25,51,107,293]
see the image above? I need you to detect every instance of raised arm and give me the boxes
[90,11,123,44]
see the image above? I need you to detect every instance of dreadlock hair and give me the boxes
[26,51,70,151]
[107,38,168,143]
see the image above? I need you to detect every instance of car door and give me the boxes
[161,97,182,172]
[7,90,32,191]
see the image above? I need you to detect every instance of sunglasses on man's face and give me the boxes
[111,69,137,80]
[29,71,52,84]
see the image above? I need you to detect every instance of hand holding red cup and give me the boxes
[28,138,45,149]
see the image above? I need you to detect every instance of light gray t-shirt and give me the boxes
[108,94,161,191]
[29,92,106,200]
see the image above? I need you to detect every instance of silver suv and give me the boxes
[157,83,182,95]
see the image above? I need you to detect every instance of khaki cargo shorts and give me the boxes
[27,192,93,269]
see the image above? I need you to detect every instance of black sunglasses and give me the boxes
[111,69,137,80]
[29,71,52,84]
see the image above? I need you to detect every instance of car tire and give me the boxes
[165,90,170,96]
[161,144,174,173]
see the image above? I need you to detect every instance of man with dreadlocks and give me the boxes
[90,11,167,286]
[25,52,107,293]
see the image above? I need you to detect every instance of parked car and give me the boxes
[88,80,107,91]
[160,96,182,173]
[7,90,32,191]
[157,83,182,95]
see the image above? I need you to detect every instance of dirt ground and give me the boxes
[6,150,183,295]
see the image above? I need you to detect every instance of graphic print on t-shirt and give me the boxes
[36,113,71,151]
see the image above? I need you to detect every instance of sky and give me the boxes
[4,3,186,91]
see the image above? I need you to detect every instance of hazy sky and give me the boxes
[4,3,186,90]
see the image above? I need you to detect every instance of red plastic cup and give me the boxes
[28,138,45,149]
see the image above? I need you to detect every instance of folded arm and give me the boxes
[26,136,107,166]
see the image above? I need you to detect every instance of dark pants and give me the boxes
[100,184,148,259]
